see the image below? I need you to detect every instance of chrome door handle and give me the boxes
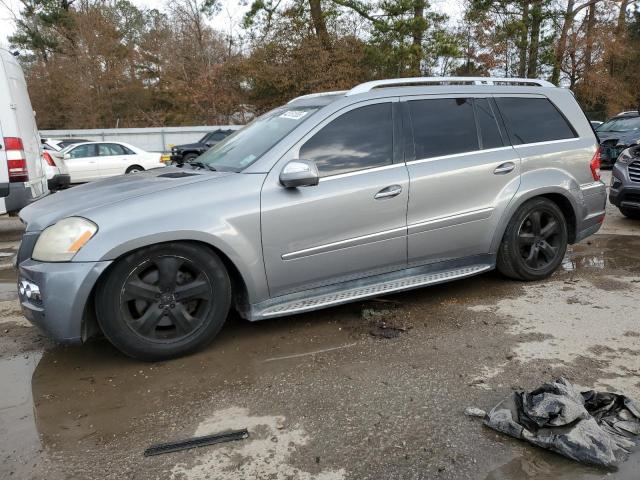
[374,185,402,199]
[494,162,516,175]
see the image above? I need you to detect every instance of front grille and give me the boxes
[629,161,640,182]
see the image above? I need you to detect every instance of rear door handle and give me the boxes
[374,185,402,200]
[494,162,516,175]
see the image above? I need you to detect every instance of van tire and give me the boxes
[497,198,568,281]
[96,243,231,361]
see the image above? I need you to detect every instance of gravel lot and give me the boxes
[2,172,640,479]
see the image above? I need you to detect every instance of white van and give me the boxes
[0,48,48,214]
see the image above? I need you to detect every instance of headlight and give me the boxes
[32,217,98,262]
[617,148,632,164]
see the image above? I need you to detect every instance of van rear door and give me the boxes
[0,121,9,214]
[3,52,47,199]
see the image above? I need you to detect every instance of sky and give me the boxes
[0,0,464,50]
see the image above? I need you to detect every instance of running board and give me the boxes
[246,261,493,321]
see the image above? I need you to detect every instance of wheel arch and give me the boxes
[82,238,253,342]
[492,187,580,253]
[126,164,144,173]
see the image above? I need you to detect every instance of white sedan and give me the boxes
[55,141,165,183]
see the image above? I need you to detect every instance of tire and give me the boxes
[126,165,144,174]
[620,207,640,220]
[182,153,198,164]
[497,198,568,281]
[96,243,231,361]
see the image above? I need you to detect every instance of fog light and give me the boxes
[18,279,41,302]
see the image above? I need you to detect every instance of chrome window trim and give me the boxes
[318,162,406,182]
[512,137,582,149]
[406,146,513,166]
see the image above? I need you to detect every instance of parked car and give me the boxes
[42,138,91,151]
[596,112,640,168]
[53,141,165,183]
[17,76,606,361]
[609,144,640,219]
[0,48,49,214]
[42,150,70,191]
[169,129,235,164]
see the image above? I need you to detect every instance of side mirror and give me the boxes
[63,153,71,160]
[279,160,319,188]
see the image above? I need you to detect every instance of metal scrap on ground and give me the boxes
[144,428,249,456]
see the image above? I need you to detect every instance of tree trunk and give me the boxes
[527,0,542,77]
[309,0,331,49]
[584,1,596,69]
[518,0,530,77]
[410,0,426,76]
[616,0,628,35]
[550,0,575,85]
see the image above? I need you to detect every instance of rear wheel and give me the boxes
[619,207,640,220]
[497,198,568,281]
[126,165,144,174]
[96,243,231,361]
[182,153,198,164]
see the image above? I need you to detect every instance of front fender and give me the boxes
[72,173,270,303]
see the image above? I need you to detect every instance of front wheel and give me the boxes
[96,243,231,361]
[126,165,144,174]
[619,207,640,220]
[497,198,568,281]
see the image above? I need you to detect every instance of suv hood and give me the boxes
[20,167,232,231]
[175,142,206,151]
[598,130,640,146]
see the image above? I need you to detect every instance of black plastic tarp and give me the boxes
[484,378,640,467]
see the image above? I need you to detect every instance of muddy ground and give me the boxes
[2,172,640,479]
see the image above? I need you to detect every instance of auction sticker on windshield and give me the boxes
[279,110,309,120]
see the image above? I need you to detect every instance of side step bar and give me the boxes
[247,262,493,321]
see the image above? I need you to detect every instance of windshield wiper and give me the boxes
[188,161,216,171]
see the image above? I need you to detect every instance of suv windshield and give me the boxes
[597,116,640,132]
[197,106,318,172]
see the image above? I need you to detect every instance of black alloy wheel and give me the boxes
[97,243,231,361]
[497,198,568,281]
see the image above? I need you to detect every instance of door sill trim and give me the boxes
[244,255,495,321]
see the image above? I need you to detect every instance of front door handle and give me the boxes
[374,185,402,200]
[494,162,516,175]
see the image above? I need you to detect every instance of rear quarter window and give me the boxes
[495,97,577,145]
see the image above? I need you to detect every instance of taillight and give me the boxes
[590,147,601,181]
[43,151,56,167]
[3,137,29,182]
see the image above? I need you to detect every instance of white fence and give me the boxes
[39,125,242,152]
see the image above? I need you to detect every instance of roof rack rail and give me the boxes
[346,77,555,96]
[287,90,349,104]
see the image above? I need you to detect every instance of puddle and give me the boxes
[485,449,640,479]
[562,236,640,273]
[0,353,43,478]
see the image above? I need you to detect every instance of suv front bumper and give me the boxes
[609,163,640,211]
[17,258,112,343]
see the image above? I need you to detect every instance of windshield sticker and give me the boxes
[280,110,309,120]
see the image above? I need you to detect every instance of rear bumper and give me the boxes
[169,153,183,163]
[5,182,38,214]
[47,174,70,191]
[17,258,112,344]
[575,181,607,242]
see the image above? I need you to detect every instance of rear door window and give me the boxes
[495,97,577,145]
[68,144,96,159]
[408,98,479,159]
[98,143,128,156]
[299,103,393,177]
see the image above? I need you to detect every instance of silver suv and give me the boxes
[17,77,607,360]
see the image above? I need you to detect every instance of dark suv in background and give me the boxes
[596,111,640,167]
[610,144,640,219]
[169,129,234,165]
